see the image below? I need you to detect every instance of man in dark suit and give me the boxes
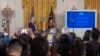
[28,16,36,33]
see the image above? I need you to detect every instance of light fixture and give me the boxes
[1,4,14,21]
[1,4,14,34]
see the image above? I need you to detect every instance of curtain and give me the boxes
[85,0,100,29]
[22,0,56,31]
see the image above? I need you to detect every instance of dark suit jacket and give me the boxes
[28,22,36,33]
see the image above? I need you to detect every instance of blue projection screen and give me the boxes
[65,10,96,28]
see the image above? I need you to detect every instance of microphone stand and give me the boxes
[40,22,43,31]
[70,18,74,33]
[73,22,74,33]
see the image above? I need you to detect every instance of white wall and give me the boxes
[56,0,85,37]
[0,0,23,36]
[56,0,84,29]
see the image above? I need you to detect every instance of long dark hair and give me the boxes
[83,30,91,41]
[57,34,71,56]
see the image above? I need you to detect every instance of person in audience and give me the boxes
[71,37,86,56]
[69,32,76,45]
[0,32,6,56]
[14,28,35,39]
[7,39,22,56]
[85,28,100,56]
[49,28,57,37]
[41,31,47,38]
[83,30,91,42]
[50,43,61,56]
[35,30,44,37]
[11,28,35,56]
[3,25,9,46]
[30,36,49,56]
[49,28,58,43]
[69,32,76,40]
[56,34,71,56]
[61,26,69,35]
[18,35,30,56]
[3,26,100,56]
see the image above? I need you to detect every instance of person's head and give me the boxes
[50,19,53,23]
[48,17,54,23]
[61,26,69,35]
[50,28,57,37]
[83,30,91,41]
[18,34,30,44]
[57,34,70,56]
[31,17,35,23]
[30,36,49,56]
[17,35,30,50]
[69,32,76,45]
[41,32,47,39]
[49,43,58,56]
[7,39,22,56]
[71,37,85,56]
[91,28,100,40]
[69,32,76,40]
[35,30,44,37]
[48,18,55,28]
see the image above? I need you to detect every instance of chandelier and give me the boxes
[1,4,15,35]
[1,4,14,20]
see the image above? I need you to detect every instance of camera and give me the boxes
[21,29,28,35]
